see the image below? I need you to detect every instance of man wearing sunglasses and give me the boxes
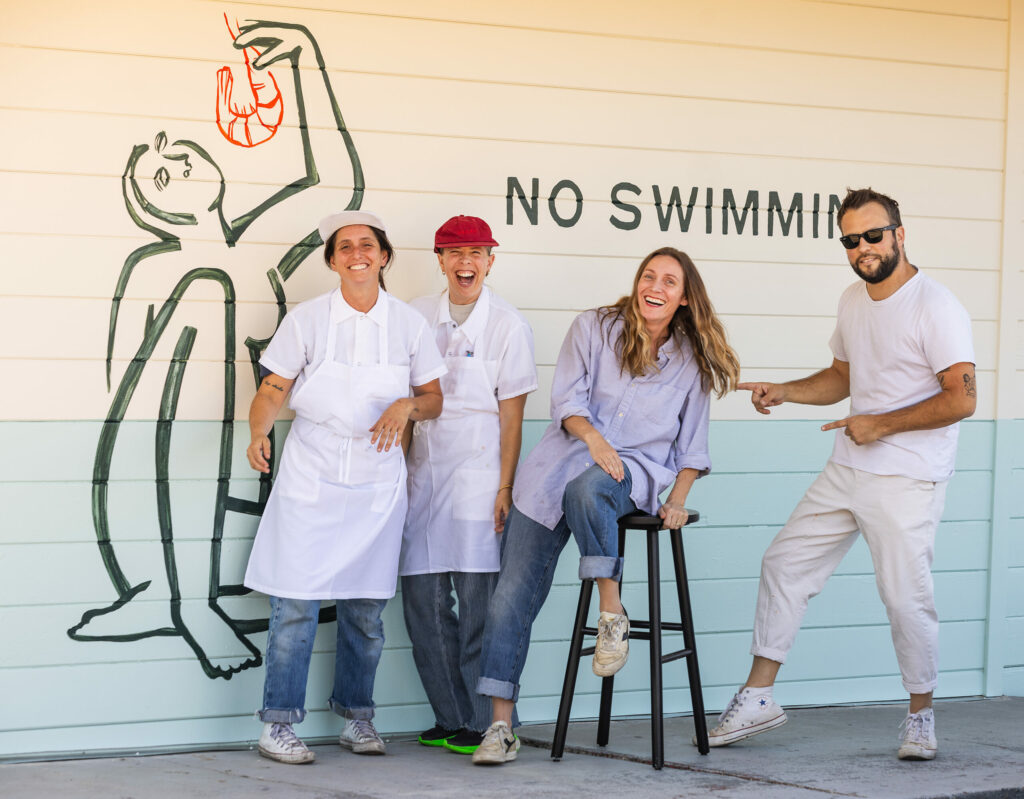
[714,188,976,761]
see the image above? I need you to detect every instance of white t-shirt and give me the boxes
[828,271,974,482]
[260,288,447,392]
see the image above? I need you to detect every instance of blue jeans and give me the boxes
[401,571,498,733]
[259,595,388,723]
[477,465,635,702]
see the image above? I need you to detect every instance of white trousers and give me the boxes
[751,461,948,694]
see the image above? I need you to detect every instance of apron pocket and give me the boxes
[345,439,403,486]
[452,468,500,522]
[275,436,321,504]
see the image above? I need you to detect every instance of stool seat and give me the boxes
[616,509,700,528]
[551,508,709,769]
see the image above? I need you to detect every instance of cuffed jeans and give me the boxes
[477,465,636,702]
[401,571,499,733]
[259,595,388,723]
[752,461,948,694]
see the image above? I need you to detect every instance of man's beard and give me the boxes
[851,240,900,284]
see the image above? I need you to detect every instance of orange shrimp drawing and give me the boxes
[216,15,284,147]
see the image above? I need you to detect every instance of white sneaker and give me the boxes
[898,708,937,760]
[471,721,520,765]
[339,718,386,755]
[593,611,629,677]
[694,687,788,747]
[257,722,315,764]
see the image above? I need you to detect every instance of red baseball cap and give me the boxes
[434,215,499,253]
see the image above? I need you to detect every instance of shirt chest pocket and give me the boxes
[443,358,499,415]
[632,383,686,424]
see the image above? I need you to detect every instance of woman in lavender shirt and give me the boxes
[470,247,741,764]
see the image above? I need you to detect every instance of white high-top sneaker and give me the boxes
[694,687,788,747]
[339,718,386,755]
[257,722,315,764]
[898,707,937,760]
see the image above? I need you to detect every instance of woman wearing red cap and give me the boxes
[400,215,538,755]
[243,211,446,764]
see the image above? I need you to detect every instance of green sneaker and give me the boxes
[443,729,485,754]
[418,725,461,747]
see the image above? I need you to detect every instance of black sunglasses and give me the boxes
[839,223,899,250]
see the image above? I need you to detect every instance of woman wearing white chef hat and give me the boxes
[243,210,446,764]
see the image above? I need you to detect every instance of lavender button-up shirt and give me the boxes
[513,309,711,531]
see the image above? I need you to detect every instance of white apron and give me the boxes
[401,351,501,574]
[245,299,410,599]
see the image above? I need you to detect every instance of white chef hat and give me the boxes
[318,210,388,242]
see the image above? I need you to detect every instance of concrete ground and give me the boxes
[3,697,1023,799]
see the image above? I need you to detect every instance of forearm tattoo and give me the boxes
[936,366,975,398]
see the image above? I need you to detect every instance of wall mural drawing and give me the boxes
[67,20,364,679]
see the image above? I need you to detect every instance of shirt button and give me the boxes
[618,412,623,417]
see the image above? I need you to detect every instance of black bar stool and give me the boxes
[550,509,709,769]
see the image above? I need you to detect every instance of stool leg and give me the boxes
[671,527,709,756]
[597,675,614,746]
[647,529,664,770]
[598,525,627,748]
[552,579,594,761]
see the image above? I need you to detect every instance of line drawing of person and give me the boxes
[67,20,365,680]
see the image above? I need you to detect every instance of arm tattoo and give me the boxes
[936,366,950,390]
[262,379,285,393]
[963,373,977,398]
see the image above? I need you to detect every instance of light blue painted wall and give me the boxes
[0,418,1012,758]
[1005,420,1024,695]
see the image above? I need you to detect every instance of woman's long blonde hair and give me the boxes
[598,247,740,398]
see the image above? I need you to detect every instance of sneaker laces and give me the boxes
[716,692,745,724]
[898,712,928,744]
[271,723,306,750]
[350,718,380,742]
[596,614,627,652]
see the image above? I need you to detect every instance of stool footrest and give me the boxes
[629,621,685,633]
[661,649,693,665]
[627,630,683,642]
[578,622,687,636]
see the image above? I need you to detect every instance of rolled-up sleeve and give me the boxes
[549,312,595,424]
[671,376,712,476]
[259,314,307,379]
[496,322,539,401]
[409,318,447,387]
